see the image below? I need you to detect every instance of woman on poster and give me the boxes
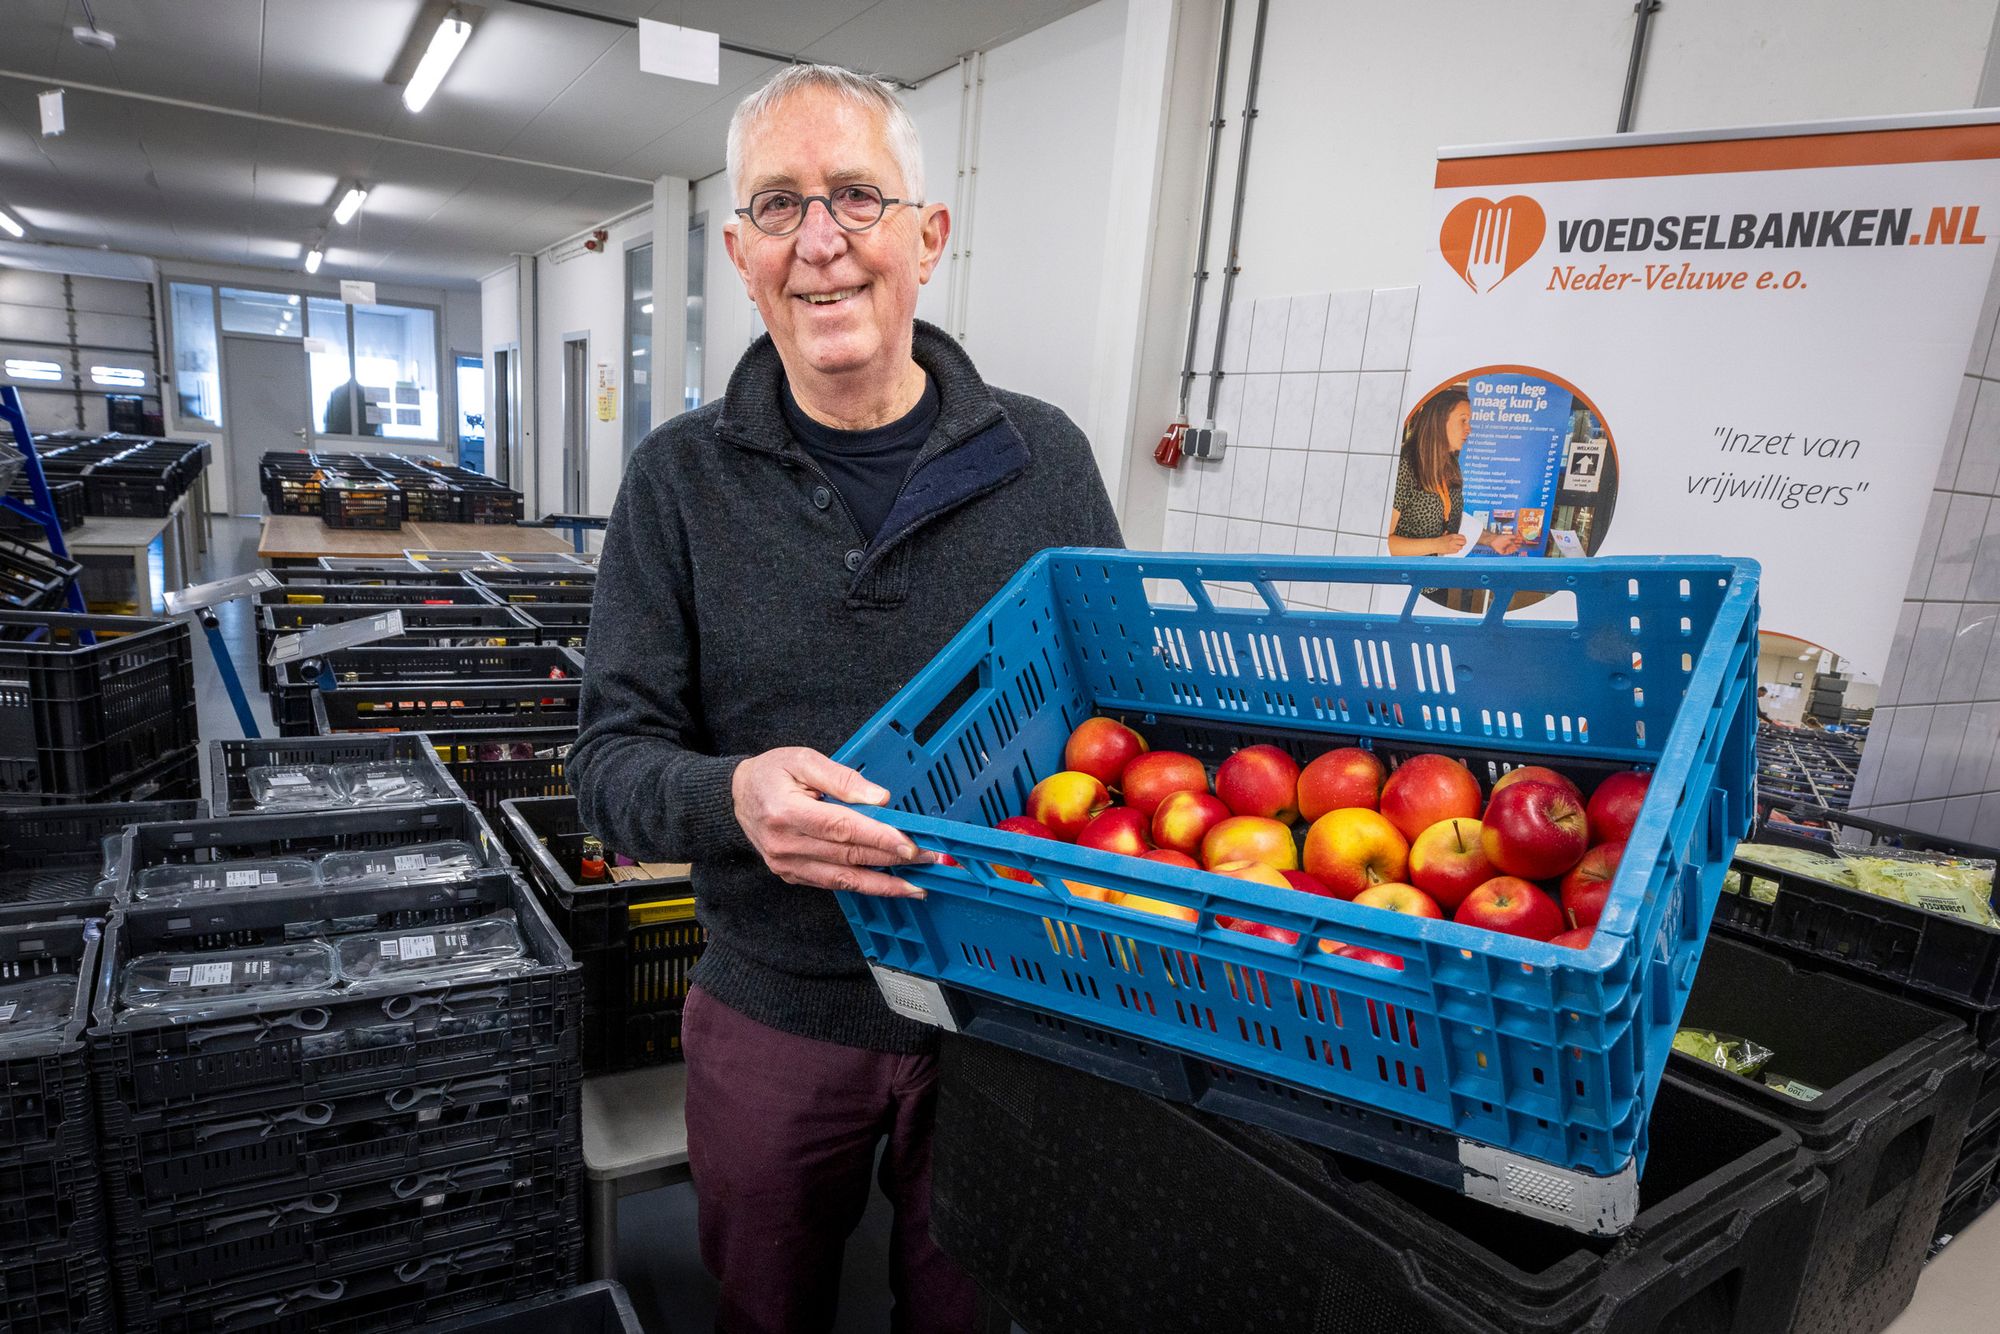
[1385,387,1523,557]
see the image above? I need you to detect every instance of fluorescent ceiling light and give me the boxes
[332,187,368,225]
[641,302,653,315]
[305,248,324,274]
[90,365,146,388]
[5,359,63,381]
[404,12,474,113]
[287,294,300,306]
[0,209,23,238]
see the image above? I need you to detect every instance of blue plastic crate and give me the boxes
[833,550,1758,1190]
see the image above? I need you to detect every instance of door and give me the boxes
[222,335,311,516]
[561,336,589,514]
[492,347,514,485]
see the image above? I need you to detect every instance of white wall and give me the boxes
[479,264,520,486]
[694,171,764,408]
[534,211,652,516]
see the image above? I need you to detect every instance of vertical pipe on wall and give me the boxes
[951,52,986,343]
[1203,0,1270,425]
[1618,1,1663,133]
[1177,0,1234,422]
[515,253,538,519]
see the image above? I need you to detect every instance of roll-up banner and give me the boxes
[1402,111,2000,677]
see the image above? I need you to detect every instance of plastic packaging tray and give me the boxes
[210,736,472,817]
[834,551,1759,1201]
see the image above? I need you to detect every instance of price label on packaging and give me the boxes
[189,962,234,987]
[397,934,438,961]
[168,967,190,984]
[0,1004,17,1023]
[268,772,309,787]
[226,869,264,888]
[393,853,428,873]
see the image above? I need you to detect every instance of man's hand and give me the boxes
[732,747,934,898]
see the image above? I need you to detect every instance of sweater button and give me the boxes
[845,548,864,572]
[812,486,831,510]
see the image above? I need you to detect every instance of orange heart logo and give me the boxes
[1439,195,1547,293]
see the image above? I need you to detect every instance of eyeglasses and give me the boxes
[734,184,922,237]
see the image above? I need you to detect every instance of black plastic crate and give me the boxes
[515,603,591,646]
[457,487,525,525]
[271,645,583,734]
[0,480,85,540]
[424,1280,641,1334]
[572,913,705,1074]
[429,729,576,817]
[0,1132,104,1256]
[466,569,595,592]
[0,610,199,806]
[313,682,581,736]
[16,744,203,811]
[1670,934,1980,1334]
[0,918,98,1157]
[0,533,82,611]
[497,796,687,951]
[104,799,508,902]
[266,567,473,590]
[207,736,471,817]
[934,1038,1828,1334]
[129,1227,581,1334]
[1933,1155,2000,1255]
[82,462,176,518]
[89,871,576,1119]
[112,1145,580,1322]
[0,799,205,924]
[320,482,404,531]
[396,481,457,523]
[0,1246,111,1334]
[477,581,594,606]
[254,597,518,690]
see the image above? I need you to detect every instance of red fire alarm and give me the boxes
[582,229,609,252]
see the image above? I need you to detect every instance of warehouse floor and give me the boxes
[176,516,1997,1333]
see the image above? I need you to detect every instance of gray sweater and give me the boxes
[569,322,1123,1052]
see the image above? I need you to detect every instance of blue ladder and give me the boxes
[0,384,89,617]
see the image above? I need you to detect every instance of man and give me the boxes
[569,64,1122,1334]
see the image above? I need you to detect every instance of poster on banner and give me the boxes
[1404,110,2000,681]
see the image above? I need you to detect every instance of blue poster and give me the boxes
[1460,373,1573,556]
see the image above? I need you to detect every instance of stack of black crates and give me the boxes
[85,736,585,1332]
[259,451,524,529]
[37,433,207,520]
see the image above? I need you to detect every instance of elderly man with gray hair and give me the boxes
[570,62,1121,1332]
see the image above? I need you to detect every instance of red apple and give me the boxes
[1301,808,1409,899]
[1215,744,1301,823]
[1405,817,1494,912]
[1334,944,1405,971]
[1298,747,1386,821]
[1200,816,1299,872]
[1560,840,1624,930]
[1106,890,1197,922]
[1212,862,1300,944]
[1352,883,1443,920]
[1119,751,1210,820]
[1280,869,1338,899]
[1141,848,1201,870]
[990,815,1055,883]
[1587,771,1650,846]
[1151,789,1231,859]
[1550,927,1596,949]
[1076,807,1152,858]
[1454,876,1564,941]
[1025,771,1111,842]
[1379,754,1482,842]
[1063,717,1148,789]
[1490,765,1583,805]
[1480,780,1589,880]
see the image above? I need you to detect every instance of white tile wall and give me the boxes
[1162,288,1416,612]
[1852,256,2000,842]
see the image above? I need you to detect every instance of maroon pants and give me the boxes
[681,985,975,1334]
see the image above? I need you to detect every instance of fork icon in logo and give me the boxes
[1466,204,1515,294]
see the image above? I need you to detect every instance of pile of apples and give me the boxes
[991,717,1649,971]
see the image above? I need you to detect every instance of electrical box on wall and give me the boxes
[1185,425,1228,460]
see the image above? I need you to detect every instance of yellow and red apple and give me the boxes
[1063,717,1148,790]
[1379,754,1482,842]
[1119,751,1210,820]
[1215,744,1301,823]
[1151,789,1231,859]
[1298,746,1386,821]
[1406,816,1494,911]
[1200,815,1299,872]
[1026,771,1112,842]
[1301,807,1409,900]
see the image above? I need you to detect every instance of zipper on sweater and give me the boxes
[792,456,868,548]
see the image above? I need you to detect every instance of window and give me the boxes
[169,282,221,426]
[685,217,706,412]
[624,243,652,462]
[351,303,438,440]
[307,297,356,434]
[456,355,485,472]
[220,287,301,337]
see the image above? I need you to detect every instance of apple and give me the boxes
[989,815,1055,883]
[1026,771,1111,842]
[1490,764,1583,805]
[1587,771,1650,846]
[1212,861,1300,944]
[1215,744,1302,822]
[1200,815,1299,872]
[1141,848,1201,870]
[1480,780,1589,880]
[1406,817,1494,912]
[1063,717,1148,789]
[1454,876,1564,941]
[1280,869,1338,899]
[1334,944,1405,971]
[1297,747,1386,821]
[1107,891,1197,922]
[1379,754,1482,842]
[1076,807,1152,859]
[1352,882,1443,920]
[1301,808,1409,899]
[1560,840,1623,930]
[1550,927,1596,949]
[1151,789,1232,859]
[1120,751,1210,820]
